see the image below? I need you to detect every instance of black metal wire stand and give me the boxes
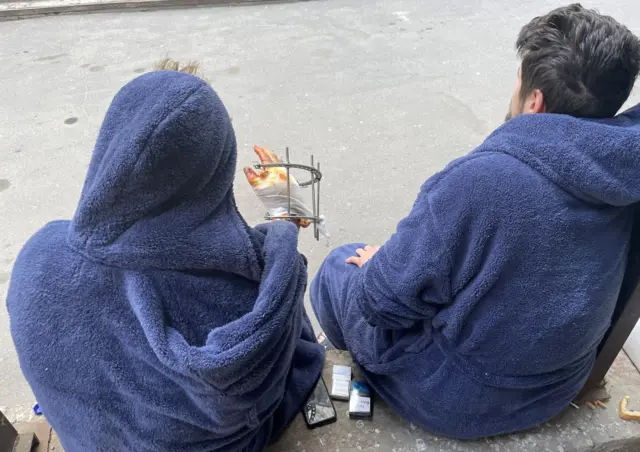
[254,147,323,241]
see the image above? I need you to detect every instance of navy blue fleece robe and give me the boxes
[7,71,324,452]
[311,105,640,439]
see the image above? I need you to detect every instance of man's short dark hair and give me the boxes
[516,3,640,118]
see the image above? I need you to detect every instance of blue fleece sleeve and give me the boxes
[350,177,452,330]
[351,154,504,330]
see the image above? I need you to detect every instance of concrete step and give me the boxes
[268,350,640,452]
[13,351,640,451]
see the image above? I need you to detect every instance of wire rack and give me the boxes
[254,147,323,240]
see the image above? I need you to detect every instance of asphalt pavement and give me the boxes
[1,0,639,422]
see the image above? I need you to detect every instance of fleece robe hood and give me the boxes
[487,105,640,207]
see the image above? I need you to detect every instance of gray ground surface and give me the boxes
[1,0,640,422]
[270,350,640,452]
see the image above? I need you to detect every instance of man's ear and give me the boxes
[524,88,546,114]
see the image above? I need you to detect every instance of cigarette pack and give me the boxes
[330,365,351,401]
[349,380,373,419]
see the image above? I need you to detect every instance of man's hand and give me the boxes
[346,245,380,268]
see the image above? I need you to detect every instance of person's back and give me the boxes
[7,69,324,451]
[311,4,640,438]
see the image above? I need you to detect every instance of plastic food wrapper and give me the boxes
[244,146,330,245]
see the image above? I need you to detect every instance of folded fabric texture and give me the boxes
[312,105,640,439]
[7,71,324,452]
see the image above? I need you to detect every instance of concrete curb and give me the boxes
[0,0,302,20]
[270,351,640,452]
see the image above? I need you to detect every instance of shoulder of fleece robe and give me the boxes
[422,151,547,213]
[14,221,70,265]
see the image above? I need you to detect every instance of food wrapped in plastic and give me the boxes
[244,145,329,245]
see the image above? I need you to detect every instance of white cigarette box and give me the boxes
[331,365,352,401]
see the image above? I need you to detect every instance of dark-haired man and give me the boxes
[311,4,640,439]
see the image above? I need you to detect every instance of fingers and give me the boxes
[346,245,379,268]
[290,218,311,228]
[254,145,274,164]
[267,149,281,163]
[243,167,261,187]
[254,145,282,164]
[347,248,366,268]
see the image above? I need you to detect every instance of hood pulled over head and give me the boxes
[68,71,258,277]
